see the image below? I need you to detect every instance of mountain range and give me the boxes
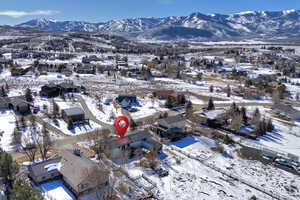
[17,9,300,41]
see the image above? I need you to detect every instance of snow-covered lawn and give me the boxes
[244,106,300,156]
[83,95,167,123]
[45,118,102,135]
[56,100,82,111]
[207,146,300,200]
[189,96,205,104]
[0,111,16,151]
[126,135,300,200]
[130,97,168,120]
[40,180,75,200]
[83,95,121,124]
[255,122,300,156]
[170,136,217,160]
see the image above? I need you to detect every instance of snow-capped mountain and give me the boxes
[17,9,300,40]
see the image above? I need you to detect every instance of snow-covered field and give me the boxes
[45,118,102,135]
[126,135,300,200]
[83,94,168,123]
[0,111,16,151]
[244,106,300,156]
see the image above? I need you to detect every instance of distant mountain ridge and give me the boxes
[17,9,300,41]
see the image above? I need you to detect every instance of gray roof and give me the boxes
[28,157,61,178]
[58,82,78,89]
[62,107,84,116]
[60,149,107,188]
[0,96,27,106]
[158,115,184,125]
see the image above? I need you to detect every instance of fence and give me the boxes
[168,145,293,200]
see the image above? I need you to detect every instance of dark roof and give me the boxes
[0,96,27,106]
[62,107,84,116]
[41,83,59,90]
[116,95,138,103]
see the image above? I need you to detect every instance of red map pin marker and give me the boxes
[114,116,129,144]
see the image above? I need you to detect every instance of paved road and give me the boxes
[75,95,115,132]
[8,96,273,161]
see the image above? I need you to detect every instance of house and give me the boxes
[105,130,162,164]
[58,82,80,93]
[197,109,227,128]
[272,102,300,120]
[62,107,85,124]
[28,157,62,184]
[60,149,109,197]
[40,83,61,98]
[40,82,80,98]
[11,66,31,76]
[75,64,96,74]
[154,115,186,140]
[115,95,138,108]
[0,96,31,114]
[28,150,109,199]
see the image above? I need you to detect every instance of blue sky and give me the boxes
[0,0,299,25]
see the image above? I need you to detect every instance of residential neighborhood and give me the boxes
[0,3,300,200]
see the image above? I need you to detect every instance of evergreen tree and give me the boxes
[130,119,137,131]
[0,151,18,192]
[197,73,202,80]
[207,97,215,110]
[185,100,193,117]
[11,129,21,145]
[255,118,267,136]
[228,102,239,116]
[10,179,43,200]
[251,108,261,126]
[25,88,33,102]
[67,121,73,130]
[226,84,231,97]
[223,135,233,145]
[165,96,175,108]
[176,95,186,105]
[20,116,26,129]
[266,119,274,132]
[209,85,214,93]
[15,119,19,131]
[5,82,9,91]
[52,99,59,117]
[0,86,6,97]
[241,107,248,125]
[176,70,181,79]
[228,113,243,131]
[60,92,66,101]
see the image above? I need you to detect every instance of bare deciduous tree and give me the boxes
[21,128,38,162]
[87,128,111,160]
[36,122,52,161]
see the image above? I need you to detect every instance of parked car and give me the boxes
[154,168,169,177]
